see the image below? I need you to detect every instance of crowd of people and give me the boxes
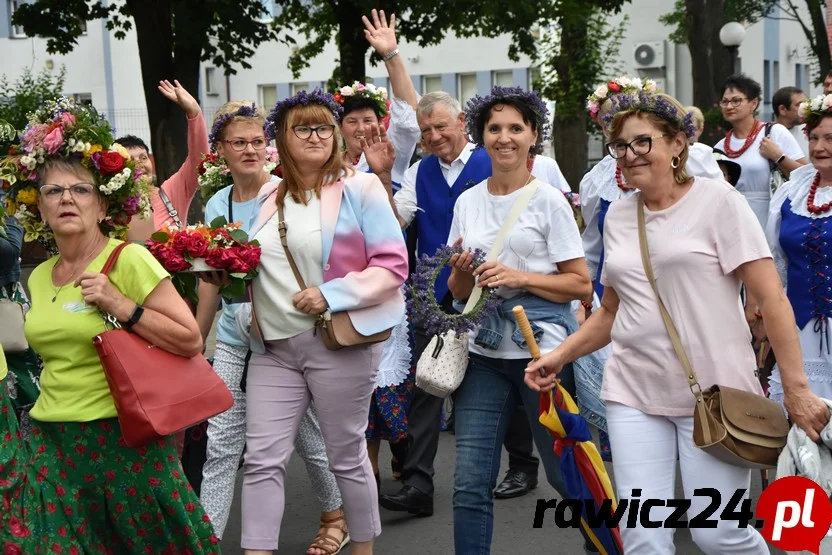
[1,8,831,555]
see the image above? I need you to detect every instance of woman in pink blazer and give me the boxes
[241,89,407,555]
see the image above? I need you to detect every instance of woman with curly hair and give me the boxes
[445,86,598,553]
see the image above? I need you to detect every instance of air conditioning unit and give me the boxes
[633,41,666,69]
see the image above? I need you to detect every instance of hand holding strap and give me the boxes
[636,196,704,402]
[462,180,540,314]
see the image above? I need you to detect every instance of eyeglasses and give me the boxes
[719,97,747,108]
[223,138,268,151]
[292,125,336,141]
[39,183,96,201]
[606,135,666,159]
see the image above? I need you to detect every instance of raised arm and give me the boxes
[363,10,418,110]
[157,80,209,218]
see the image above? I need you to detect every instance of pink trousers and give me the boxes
[240,328,382,550]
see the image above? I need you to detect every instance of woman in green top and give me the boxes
[0,98,219,553]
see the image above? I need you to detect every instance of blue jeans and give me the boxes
[453,353,594,554]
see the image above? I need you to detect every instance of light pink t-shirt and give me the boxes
[600,177,769,416]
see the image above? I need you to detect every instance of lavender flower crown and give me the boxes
[209,103,261,151]
[465,87,550,155]
[265,89,344,141]
[601,90,697,140]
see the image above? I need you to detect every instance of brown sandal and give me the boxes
[307,510,350,555]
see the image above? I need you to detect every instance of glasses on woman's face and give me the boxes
[39,183,95,201]
[223,138,268,151]
[292,125,336,141]
[606,135,666,159]
[719,97,747,108]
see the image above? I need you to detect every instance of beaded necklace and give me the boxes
[723,120,763,159]
[807,172,832,214]
[615,166,634,192]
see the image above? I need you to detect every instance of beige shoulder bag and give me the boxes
[637,195,788,469]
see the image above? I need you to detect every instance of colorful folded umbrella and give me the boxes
[539,383,624,555]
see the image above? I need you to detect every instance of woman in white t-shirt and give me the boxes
[445,87,595,553]
[527,91,829,554]
[714,73,807,228]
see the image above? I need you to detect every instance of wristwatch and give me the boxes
[123,304,144,329]
[382,48,399,62]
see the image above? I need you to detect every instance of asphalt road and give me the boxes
[218,432,782,554]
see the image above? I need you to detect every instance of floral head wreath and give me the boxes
[464,86,550,155]
[265,89,344,141]
[600,90,698,140]
[209,103,261,151]
[587,76,659,122]
[333,82,391,119]
[799,94,832,131]
[0,96,152,245]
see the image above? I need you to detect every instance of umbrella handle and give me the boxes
[512,306,544,375]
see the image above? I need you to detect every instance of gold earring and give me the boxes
[671,156,680,169]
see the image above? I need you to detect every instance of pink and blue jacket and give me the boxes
[247,170,408,353]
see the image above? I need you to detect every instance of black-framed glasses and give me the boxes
[606,135,666,159]
[719,97,747,108]
[39,183,95,201]
[223,138,268,151]
[292,125,336,141]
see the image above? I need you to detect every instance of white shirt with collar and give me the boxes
[394,142,477,226]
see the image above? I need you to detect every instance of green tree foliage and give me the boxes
[532,0,629,188]
[0,66,67,132]
[659,0,776,44]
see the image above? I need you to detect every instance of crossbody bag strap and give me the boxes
[276,183,309,291]
[637,196,705,402]
[157,188,183,228]
[462,180,541,315]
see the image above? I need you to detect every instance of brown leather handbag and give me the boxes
[93,242,233,447]
[637,197,789,469]
[277,187,391,350]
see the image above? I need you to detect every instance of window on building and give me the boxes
[796,63,810,93]
[529,67,541,89]
[290,82,307,96]
[773,60,780,92]
[259,85,277,109]
[763,60,771,110]
[9,0,25,38]
[493,70,514,88]
[69,93,92,106]
[422,75,442,94]
[205,67,218,96]
[458,73,477,105]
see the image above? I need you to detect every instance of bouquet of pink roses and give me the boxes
[146,216,261,302]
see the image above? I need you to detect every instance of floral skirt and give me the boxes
[1,283,42,411]
[0,378,221,554]
[366,366,415,442]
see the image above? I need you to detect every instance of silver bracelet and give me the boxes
[382,48,399,62]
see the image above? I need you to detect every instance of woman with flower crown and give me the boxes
[239,88,407,555]
[444,86,600,553]
[194,101,348,555]
[528,89,829,554]
[0,98,219,553]
[581,76,722,302]
[766,95,832,407]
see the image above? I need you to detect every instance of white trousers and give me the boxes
[606,402,770,554]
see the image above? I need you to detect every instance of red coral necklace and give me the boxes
[723,120,763,159]
[615,166,634,192]
[808,173,832,214]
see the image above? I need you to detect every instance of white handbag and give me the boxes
[0,284,28,353]
[415,180,540,398]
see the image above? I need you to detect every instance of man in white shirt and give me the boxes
[773,86,809,157]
